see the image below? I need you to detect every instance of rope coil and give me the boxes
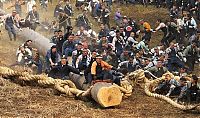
[0,66,199,110]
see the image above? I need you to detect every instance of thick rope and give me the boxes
[0,66,87,97]
[144,77,197,110]
[0,66,130,99]
[0,66,199,110]
[127,69,198,111]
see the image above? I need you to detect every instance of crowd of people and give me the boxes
[48,0,200,103]
[0,0,200,104]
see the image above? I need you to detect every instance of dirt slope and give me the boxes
[0,34,199,117]
[0,1,199,117]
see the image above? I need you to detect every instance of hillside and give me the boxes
[0,0,199,117]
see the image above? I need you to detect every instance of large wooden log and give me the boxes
[91,83,122,107]
[0,9,53,56]
[69,73,123,107]
[17,28,54,55]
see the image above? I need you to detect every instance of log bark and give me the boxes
[17,28,53,55]
[69,73,89,90]
[91,83,122,107]
[0,9,53,56]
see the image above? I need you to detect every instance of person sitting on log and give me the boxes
[83,50,97,84]
[48,56,83,80]
[91,55,120,85]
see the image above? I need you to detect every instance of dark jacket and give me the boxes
[48,62,80,79]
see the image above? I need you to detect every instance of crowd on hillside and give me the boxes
[0,0,200,103]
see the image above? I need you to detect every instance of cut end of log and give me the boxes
[91,83,122,107]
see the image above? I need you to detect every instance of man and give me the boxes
[16,45,32,66]
[26,5,39,30]
[45,45,60,73]
[72,43,83,67]
[154,19,168,46]
[98,35,108,51]
[118,56,138,73]
[57,11,68,33]
[154,72,178,95]
[175,17,187,45]
[64,26,73,40]
[50,30,59,44]
[55,30,65,55]
[54,1,63,18]
[98,23,109,39]
[75,0,84,10]
[4,10,20,41]
[48,56,82,79]
[76,9,90,29]
[175,67,188,78]
[32,51,43,74]
[184,75,200,103]
[150,46,165,61]
[147,60,168,78]
[169,5,178,19]
[165,20,179,46]
[64,1,73,26]
[105,45,119,68]
[120,49,130,62]
[100,5,110,29]
[112,30,125,57]
[126,32,138,48]
[177,75,200,103]
[83,50,97,84]
[76,48,91,71]
[186,15,197,38]
[114,8,122,26]
[194,0,200,20]
[76,26,90,39]
[62,33,76,57]
[91,55,118,83]
[183,41,200,71]
[139,19,152,42]
[21,40,35,51]
[27,0,36,13]
[165,42,184,72]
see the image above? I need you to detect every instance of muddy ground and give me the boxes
[0,1,200,117]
